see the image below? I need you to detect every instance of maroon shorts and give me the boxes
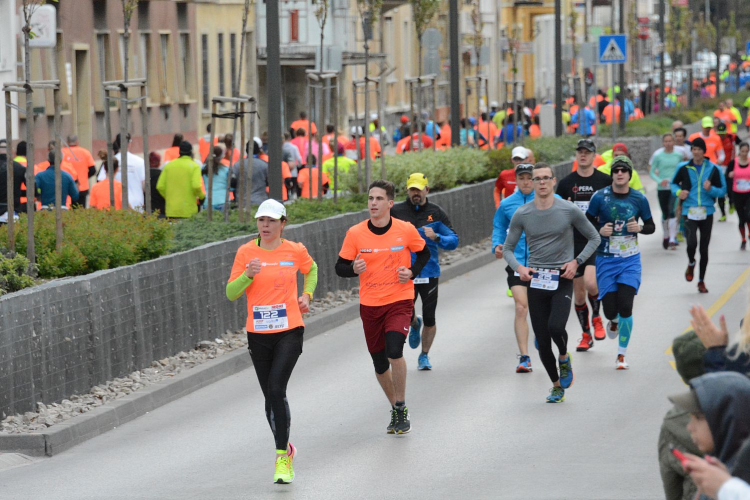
[359,299,414,353]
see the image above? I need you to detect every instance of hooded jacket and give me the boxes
[692,372,750,467]
[493,189,535,267]
[391,198,458,279]
[670,159,727,216]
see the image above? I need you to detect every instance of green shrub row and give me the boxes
[0,253,36,296]
[0,210,172,279]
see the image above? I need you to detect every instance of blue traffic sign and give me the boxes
[599,35,627,64]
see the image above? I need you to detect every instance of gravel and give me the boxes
[0,237,491,434]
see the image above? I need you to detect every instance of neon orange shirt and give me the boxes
[297,167,330,198]
[63,146,95,191]
[89,179,123,210]
[338,218,426,307]
[163,146,180,164]
[229,239,314,334]
[689,132,723,164]
[290,120,317,136]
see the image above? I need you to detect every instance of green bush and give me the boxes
[0,253,37,296]
[0,210,172,279]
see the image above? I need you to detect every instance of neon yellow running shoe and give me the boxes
[274,446,295,484]
[506,288,513,298]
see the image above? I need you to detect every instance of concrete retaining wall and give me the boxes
[0,176,502,417]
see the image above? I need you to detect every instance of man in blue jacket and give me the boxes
[392,173,459,370]
[492,163,535,373]
[671,137,727,294]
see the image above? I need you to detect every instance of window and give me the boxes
[137,1,149,29]
[290,10,299,42]
[160,33,170,99]
[178,32,195,101]
[217,33,225,96]
[176,2,188,31]
[201,33,209,111]
[139,32,149,78]
[118,33,126,78]
[230,33,237,96]
[384,17,393,68]
[93,0,107,30]
[96,33,112,84]
[54,32,70,111]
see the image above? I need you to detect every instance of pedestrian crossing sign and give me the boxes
[598,35,627,64]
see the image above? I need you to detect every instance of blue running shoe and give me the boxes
[516,354,532,373]
[408,315,423,349]
[534,337,539,351]
[546,387,565,403]
[418,352,432,370]
[559,353,574,389]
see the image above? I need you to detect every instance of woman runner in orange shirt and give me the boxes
[226,199,318,485]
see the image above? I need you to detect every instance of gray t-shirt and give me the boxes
[232,157,269,206]
[504,197,600,271]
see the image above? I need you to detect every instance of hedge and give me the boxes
[0,253,36,296]
[0,210,172,279]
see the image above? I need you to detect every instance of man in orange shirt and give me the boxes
[476,113,498,150]
[689,117,725,165]
[335,180,430,435]
[289,111,317,137]
[63,135,96,208]
[295,160,329,199]
[162,133,183,165]
[89,154,123,210]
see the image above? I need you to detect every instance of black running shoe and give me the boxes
[394,406,411,434]
[387,408,397,434]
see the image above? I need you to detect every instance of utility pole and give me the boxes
[449,0,460,146]
[659,0,665,114]
[266,0,283,200]
[554,0,562,137]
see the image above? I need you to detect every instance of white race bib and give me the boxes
[687,206,707,221]
[252,304,289,331]
[574,201,590,213]
[531,269,560,291]
[736,179,750,192]
[413,277,430,284]
[610,235,639,258]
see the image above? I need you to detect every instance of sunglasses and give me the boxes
[612,168,629,174]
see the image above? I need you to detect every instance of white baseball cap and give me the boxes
[511,146,529,160]
[253,136,263,149]
[255,199,287,220]
[350,126,363,135]
[370,113,378,120]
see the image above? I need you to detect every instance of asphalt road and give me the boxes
[1,179,748,500]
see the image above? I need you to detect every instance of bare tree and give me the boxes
[313,0,329,200]
[118,0,138,210]
[409,0,440,151]
[355,0,383,181]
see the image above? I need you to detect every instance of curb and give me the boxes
[0,250,495,457]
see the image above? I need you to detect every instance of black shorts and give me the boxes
[413,277,439,327]
[574,253,596,278]
[505,266,529,289]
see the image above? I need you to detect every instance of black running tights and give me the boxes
[527,278,573,384]
[657,190,675,220]
[601,284,637,320]
[684,215,714,281]
[247,327,304,451]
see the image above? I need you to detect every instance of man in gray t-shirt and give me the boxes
[503,163,600,404]
[232,139,269,207]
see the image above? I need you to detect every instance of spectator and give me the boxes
[99,133,146,211]
[0,138,26,218]
[299,132,331,166]
[232,138,269,207]
[459,119,477,147]
[290,111,317,137]
[658,330,706,500]
[402,123,433,152]
[63,134,96,208]
[149,152,166,217]
[35,150,79,208]
[202,145,235,212]
[89,151,123,210]
[689,303,750,375]
[296,156,329,199]
[163,133,183,165]
[13,141,27,166]
[668,372,750,499]
[156,141,204,218]
[34,141,80,207]
[223,133,241,165]
[198,124,217,162]
[290,128,308,163]
[684,452,750,500]
[322,143,355,193]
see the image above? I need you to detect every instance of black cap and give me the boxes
[179,141,193,156]
[515,163,534,176]
[691,137,707,153]
[576,139,596,152]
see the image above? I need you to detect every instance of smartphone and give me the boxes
[670,444,689,467]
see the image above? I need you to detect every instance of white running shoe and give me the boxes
[607,321,619,339]
[616,354,629,370]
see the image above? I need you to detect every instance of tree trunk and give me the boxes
[23,22,35,265]
[417,36,423,151]
[318,29,325,200]
[120,14,131,210]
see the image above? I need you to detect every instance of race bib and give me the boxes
[610,235,639,258]
[736,179,750,192]
[687,206,707,221]
[531,268,560,291]
[252,304,289,331]
[413,277,430,284]
[574,201,589,213]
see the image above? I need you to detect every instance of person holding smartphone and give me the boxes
[226,199,318,484]
[503,163,600,403]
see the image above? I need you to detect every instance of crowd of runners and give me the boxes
[224,106,749,485]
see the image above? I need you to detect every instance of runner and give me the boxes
[586,156,655,370]
[727,141,750,250]
[556,139,611,350]
[670,137,727,294]
[493,163,537,373]
[335,180,430,433]
[494,146,531,208]
[503,163,600,403]
[226,199,317,484]
[391,173,459,371]
[688,117,724,166]
[649,133,684,250]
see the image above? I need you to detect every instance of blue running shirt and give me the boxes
[587,187,652,258]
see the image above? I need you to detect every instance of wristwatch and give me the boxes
[575,257,584,266]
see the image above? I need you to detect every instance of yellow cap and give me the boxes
[406,173,429,190]
[701,116,713,128]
